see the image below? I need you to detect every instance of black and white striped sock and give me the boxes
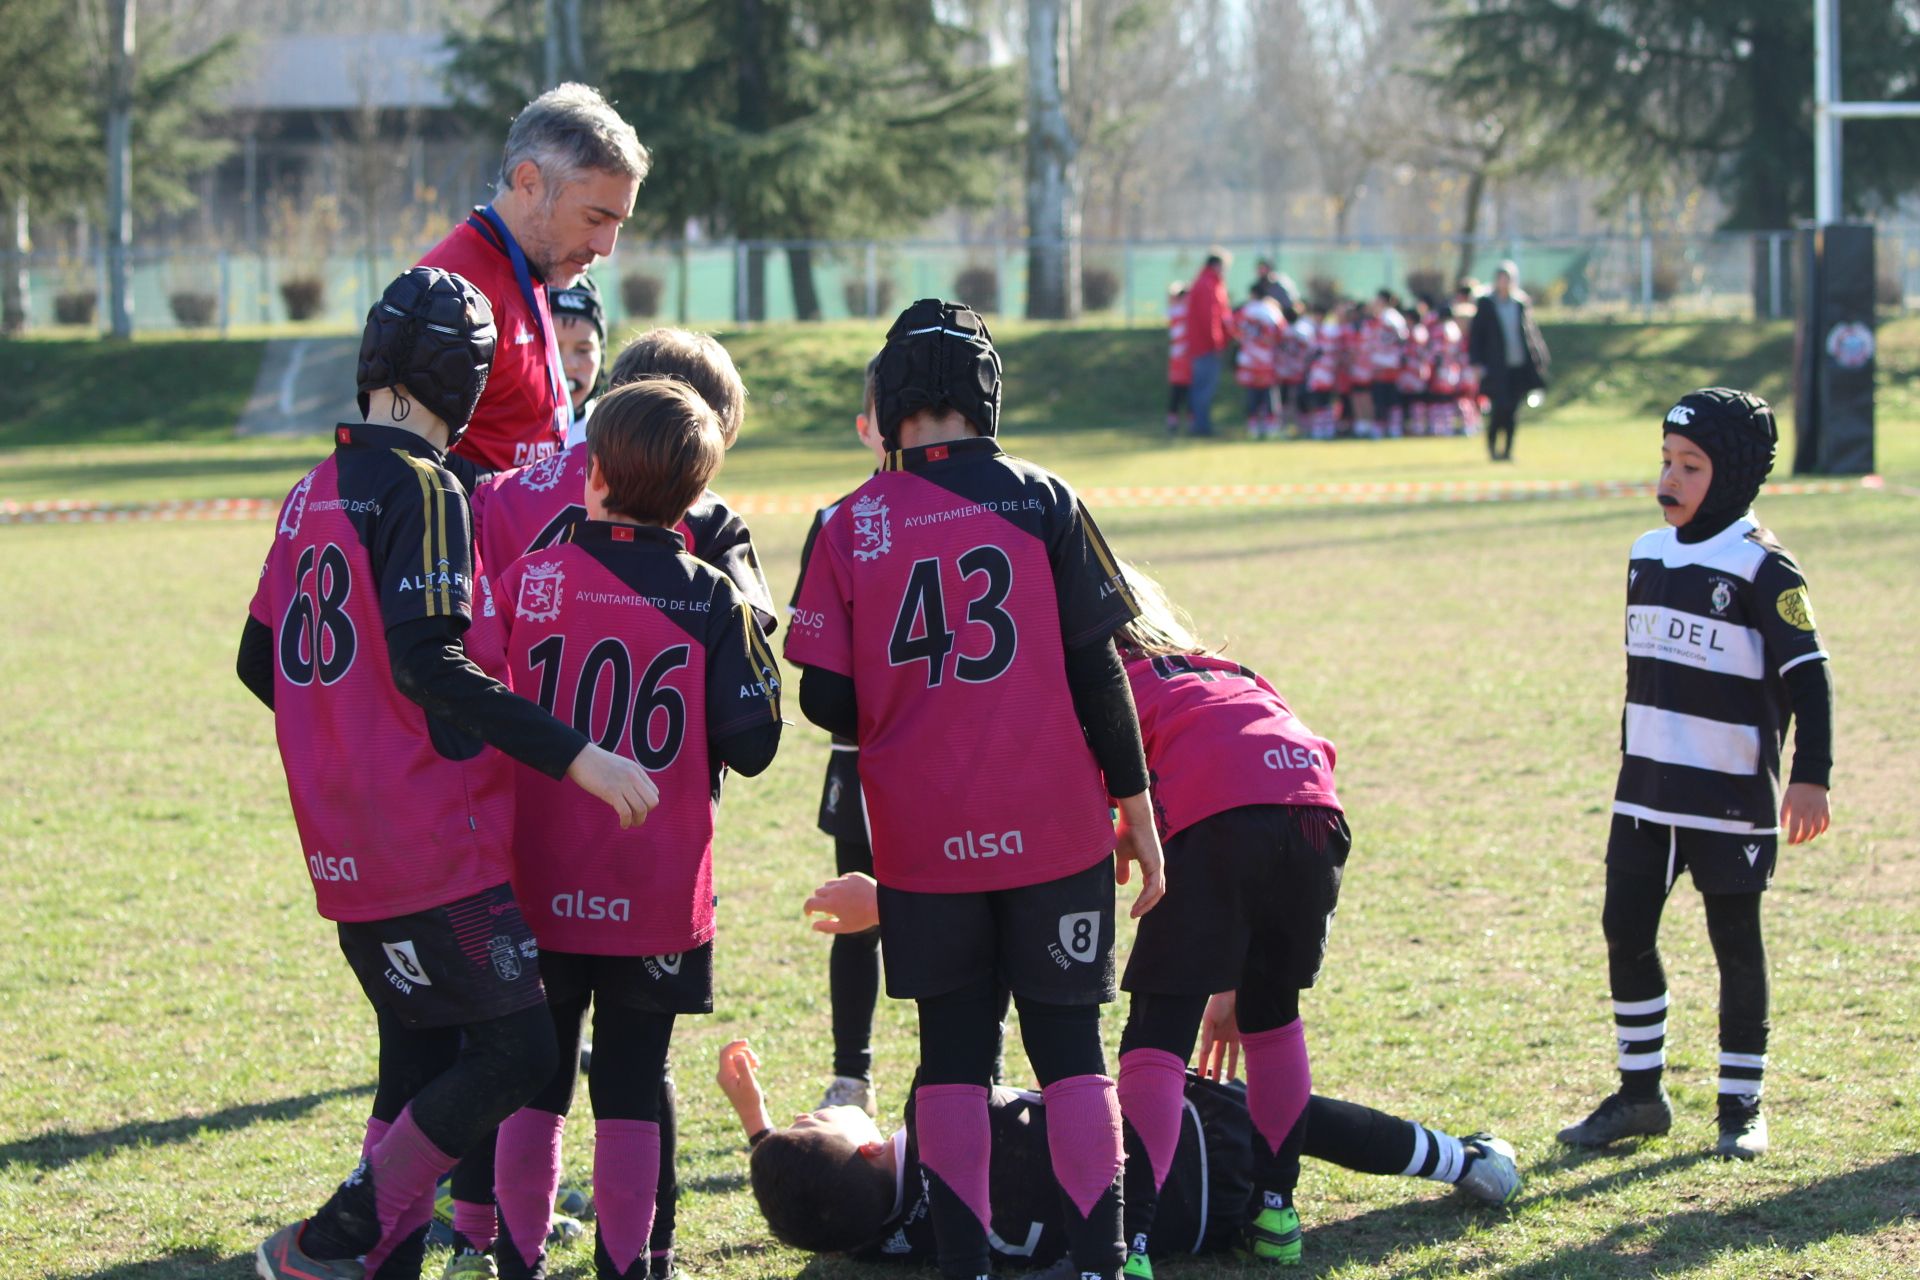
[1717,1051,1766,1104]
[1401,1123,1468,1184]
[1614,992,1668,1099]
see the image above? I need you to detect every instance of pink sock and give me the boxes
[361,1116,392,1164]
[595,1119,663,1276]
[361,1107,456,1272]
[1042,1074,1123,1216]
[1242,1019,1312,1157]
[914,1083,993,1231]
[453,1198,499,1252]
[495,1108,566,1268]
[1117,1049,1186,1191]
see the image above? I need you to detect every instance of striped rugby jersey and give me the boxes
[1613,515,1827,835]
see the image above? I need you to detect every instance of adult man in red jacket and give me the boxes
[420,83,649,483]
[1183,252,1232,437]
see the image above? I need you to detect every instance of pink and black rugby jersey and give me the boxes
[472,442,777,632]
[784,438,1137,893]
[248,424,516,922]
[498,521,782,954]
[1124,652,1340,840]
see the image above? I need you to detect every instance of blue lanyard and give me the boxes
[467,206,571,435]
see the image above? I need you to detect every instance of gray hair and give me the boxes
[497,83,650,199]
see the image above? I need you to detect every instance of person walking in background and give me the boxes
[1467,262,1549,462]
[1166,284,1192,436]
[1184,252,1233,437]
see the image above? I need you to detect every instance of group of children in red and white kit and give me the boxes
[241,262,1832,1280]
[1167,283,1483,441]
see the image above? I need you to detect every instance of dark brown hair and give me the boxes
[748,1127,895,1253]
[585,378,723,525]
[608,328,748,445]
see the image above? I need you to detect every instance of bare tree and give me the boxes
[1025,0,1077,318]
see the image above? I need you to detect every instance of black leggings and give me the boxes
[831,835,881,1081]
[919,976,1101,1087]
[370,1003,557,1154]
[1487,389,1521,458]
[1602,867,1768,1055]
[526,995,675,1121]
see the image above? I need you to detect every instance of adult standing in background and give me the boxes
[420,83,649,484]
[1468,261,1550,462]
[1252,258,1296,312]
[1185,251,1233,437]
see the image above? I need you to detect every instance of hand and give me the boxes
[716,1039,773,1138]
[1782,783,1831,845]
[805,872,880,934]
[1112,792,1167,918]
[565,744,659,828]
[1197,992,1241,1082]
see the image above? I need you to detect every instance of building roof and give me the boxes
[222,33,458,112]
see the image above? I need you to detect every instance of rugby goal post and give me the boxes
[1797,0,1919,475]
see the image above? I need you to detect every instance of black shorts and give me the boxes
[337,882,545,1029]
[1607,813,1776,894]
[1124,805,1350,996]
[539,941,715,1015]
[877,855,1116,1004]
[816,743,869,843]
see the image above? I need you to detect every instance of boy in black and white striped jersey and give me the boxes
[1559,388,1833,1161]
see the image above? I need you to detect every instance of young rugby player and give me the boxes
[786,299,1166,1280]
[238,267,657,1280]
[484,377,783,1280]
[1558,389,1834,1160]
[469,328,772,630]
[448,326,767,1280]
[792,361,890,1116]
[718,1012,1519,1266]
[549,275,606,422]
[1101,564,1515,1271]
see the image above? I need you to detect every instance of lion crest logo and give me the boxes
[851,493,892,561]
[518,451,570,493]
[515,561,566,622]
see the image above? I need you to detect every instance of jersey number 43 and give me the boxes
[887,546,1017,688]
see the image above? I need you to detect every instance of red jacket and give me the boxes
[1184,264,1232,357]
[419,216,570,473]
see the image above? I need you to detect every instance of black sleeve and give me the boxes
[442,451,495,496]
[236,616,275,709]
[387,614,589,779]
[1049,494,1138,649]
[1783,659,1834,789]
[713,720,783,778]
[687,498,778,634]
[799,665,860,740]
[1466,306,1492,367]
[1064,637,1150,798]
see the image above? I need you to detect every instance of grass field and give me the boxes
[2,323,1918,1280]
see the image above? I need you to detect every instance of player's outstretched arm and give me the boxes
[806,872,879,934]
[717,1039,775,1140]
[566,744,660,829]
[1781,783,1831,846]
[1113,791,1166,917]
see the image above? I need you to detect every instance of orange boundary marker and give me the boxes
[0,476,1885,526]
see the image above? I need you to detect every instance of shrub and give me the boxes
[953,265,998,313]
[842,276,896,318]
[169,291,218,327]
[622,271,663,318]
[54,291,96,326]
[1306,274,1342,311]
[1081,265,1120,311]
[280,276,326,321]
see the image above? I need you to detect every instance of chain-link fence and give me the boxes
[10,229,1919,335]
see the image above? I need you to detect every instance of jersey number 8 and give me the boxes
[887,546,1018,688]
[527,635,691,769]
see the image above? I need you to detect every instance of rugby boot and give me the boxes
[1122,1246,1155,1280]
[441,1251,499,1280]
[818,1075,877,1117]
[1455,1134,1522,1204]
[256,1222,366,1280]
[1244,1202,1302,1266]
[1556,1089,1672,1148]
[1715,1095,1768,1160]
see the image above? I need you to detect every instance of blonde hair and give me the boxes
[1113,562,1215,658]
